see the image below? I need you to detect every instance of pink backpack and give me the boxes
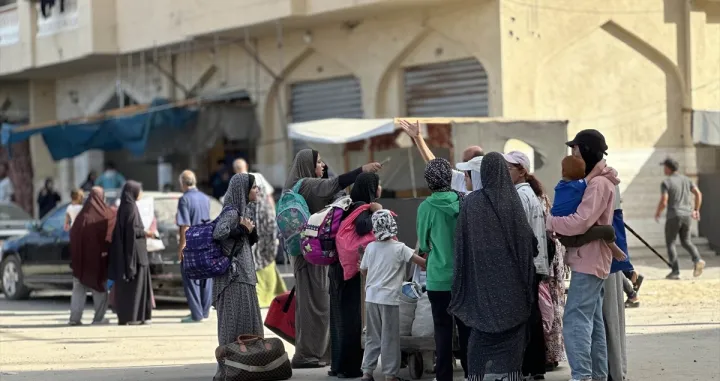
[300,196,352,266]
[336,205,397,280]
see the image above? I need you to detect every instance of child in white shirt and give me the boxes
[360,209,426,381]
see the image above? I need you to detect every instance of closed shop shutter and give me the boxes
[290,76,363,123]
[404,58,489,117]
[289,76,363,155]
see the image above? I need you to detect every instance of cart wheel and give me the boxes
[408,352,423,380]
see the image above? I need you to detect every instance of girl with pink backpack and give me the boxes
[329,173,382,378]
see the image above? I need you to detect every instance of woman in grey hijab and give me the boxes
[449,152,537,381]
[284,149,380,369]
[212,173,262,380]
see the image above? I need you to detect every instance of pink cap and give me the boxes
[502,151,531,171]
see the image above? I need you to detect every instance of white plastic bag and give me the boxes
[399,282,420,336]
[411,293,433,337]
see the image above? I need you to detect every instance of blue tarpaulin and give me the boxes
[1,98,198,161]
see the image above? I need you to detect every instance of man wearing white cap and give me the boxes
[399,120,483,193]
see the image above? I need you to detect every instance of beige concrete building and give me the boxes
[0,0,718,242]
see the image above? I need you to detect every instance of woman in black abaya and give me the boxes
[108,181,153,325]
[328,173,381,378]
[449,152,537,381]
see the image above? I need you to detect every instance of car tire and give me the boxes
[1,255,31,300]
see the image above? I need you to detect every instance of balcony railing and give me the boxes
[36,0,79,37]
[0,3,18,46]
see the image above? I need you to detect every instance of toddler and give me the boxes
[360,210,426,381]
[552,156,626,260]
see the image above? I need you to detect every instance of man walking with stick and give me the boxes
[655,157,705,279]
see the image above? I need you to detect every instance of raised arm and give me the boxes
[399,120,434,163]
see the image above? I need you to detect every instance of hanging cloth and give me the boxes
[40,0,65,19]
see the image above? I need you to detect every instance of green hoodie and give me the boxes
[416,191,460,291]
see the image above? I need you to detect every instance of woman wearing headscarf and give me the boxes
[212,174,263,359]
[449,152,537,381]
[285,149,381,369]
[502,150,549,379]
[416,158,469,381]
[108,181,153,325]
[248,174,286,308]
[68,187,116,325]
[540,195,566,371]
[328,172,381,378]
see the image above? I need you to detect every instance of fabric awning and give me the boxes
[1,98,198,161]
[1,95,261,161]
[288,118,395,144]
[693,109,720,146]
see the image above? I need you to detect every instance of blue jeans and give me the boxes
[181,262,213,321]
[563,271,608,380]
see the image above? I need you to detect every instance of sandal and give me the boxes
[625,297,640,308]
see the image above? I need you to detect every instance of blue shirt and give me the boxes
[95,171,126,190]
[176,188,211,227]
[551,179,588,217]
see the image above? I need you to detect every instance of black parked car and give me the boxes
[0,191,222,301]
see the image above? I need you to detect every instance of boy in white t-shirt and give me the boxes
[360,210,426,381]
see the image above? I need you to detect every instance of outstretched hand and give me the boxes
[399,120,421,139]
[362,162,382,173]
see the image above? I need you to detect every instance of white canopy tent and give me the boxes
[288,118,395,144]
[287,117,568,198]
[288,118,425,195]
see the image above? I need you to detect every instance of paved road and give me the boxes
[1,250,718,381]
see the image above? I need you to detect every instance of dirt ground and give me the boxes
[1,249,718,381]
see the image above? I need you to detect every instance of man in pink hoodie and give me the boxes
[546,129,620,381]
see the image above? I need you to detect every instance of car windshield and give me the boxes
[0,203,32,221]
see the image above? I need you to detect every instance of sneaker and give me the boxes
[665,272,680,280]
[68,320,83,326]
[694,260,706,277]
[92,318,111,325]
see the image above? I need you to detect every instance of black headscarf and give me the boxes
[449,152,536,333]
[350,173,379,204]
[580,148,604,176]
[424,158,453,192]
[108,181,146,281]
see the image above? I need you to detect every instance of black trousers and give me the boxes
[522,275,547,376]
[329,263,363,377]
[427,290,470,381]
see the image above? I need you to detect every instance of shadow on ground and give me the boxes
[2,327,718,381]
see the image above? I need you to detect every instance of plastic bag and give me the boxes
[399,283,419,336]
[411,293,433,337]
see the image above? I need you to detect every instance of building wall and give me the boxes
[8,0,717,239]
[498,0,720,244]
[171,1,503,186]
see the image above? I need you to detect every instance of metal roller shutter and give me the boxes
[289,76,363,154]
[404,58,489,117]
[290,76,363,122]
